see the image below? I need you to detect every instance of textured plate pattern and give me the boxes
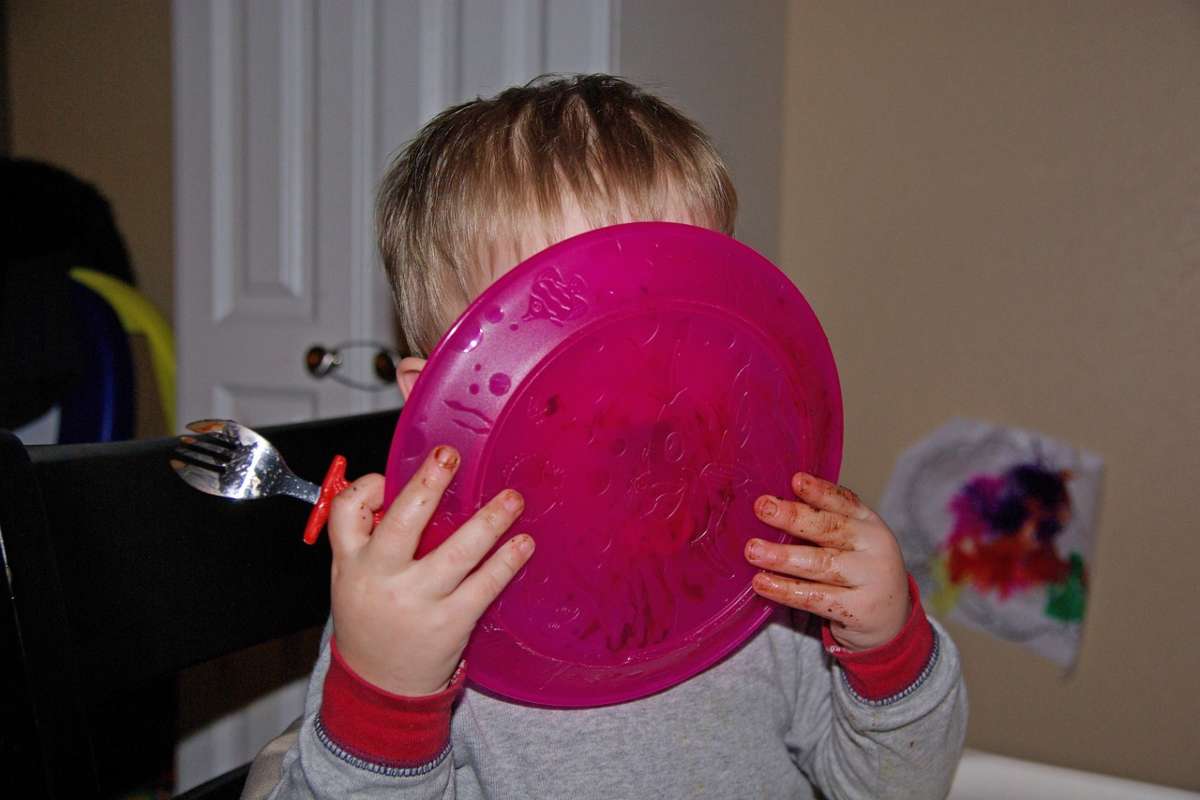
[385,222,842,707]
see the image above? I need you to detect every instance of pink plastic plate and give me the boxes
[384,222,842,707]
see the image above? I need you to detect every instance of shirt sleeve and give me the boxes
[258,618,463,800]
[316,638,465,771]
[819,574,937,703]
[787,583,969,800]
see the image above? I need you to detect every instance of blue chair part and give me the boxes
[57,280,135,443]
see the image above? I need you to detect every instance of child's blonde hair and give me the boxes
[377,74,737,356]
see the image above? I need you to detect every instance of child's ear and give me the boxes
[396,356,427,401]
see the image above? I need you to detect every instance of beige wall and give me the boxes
[618,0,786,263]
[8,0,173,320]
[782,1,1200,790]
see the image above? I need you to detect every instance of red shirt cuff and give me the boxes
[318,638,465,769]
[821,574,936,702]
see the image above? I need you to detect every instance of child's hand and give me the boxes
[328,446,534,696]
[745,472,909,652]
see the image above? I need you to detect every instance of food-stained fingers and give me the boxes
[371,445,461,564]
[423,489,525,595]
[744,539,858,587]
[790,472,872,521]
[750,572,860,628]
[452,534,536,618]
[754,495,858,550]
[327,473,384,557]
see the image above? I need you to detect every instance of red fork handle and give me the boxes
[303,455,385,545]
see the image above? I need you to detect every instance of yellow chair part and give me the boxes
[929,555,962,616]
[69,268,176,432]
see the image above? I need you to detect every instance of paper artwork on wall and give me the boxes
[880,419,1103,668]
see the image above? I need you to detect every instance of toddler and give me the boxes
[251,75,967,800]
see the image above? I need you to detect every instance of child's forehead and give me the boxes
[480,196,703,291]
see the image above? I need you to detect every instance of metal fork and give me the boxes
[171,419,380,544]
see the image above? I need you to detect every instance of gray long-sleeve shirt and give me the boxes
[251,610,966,800]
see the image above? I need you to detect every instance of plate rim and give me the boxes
[386,221,843,706]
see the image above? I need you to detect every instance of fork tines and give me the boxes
[172,434,235,473]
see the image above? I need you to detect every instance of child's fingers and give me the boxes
[371,446,460,564]
[754,495,859,550]
[327,473,384,556]
[422,489,525,595]
[751,572,858,627]
[451,533,536,619]
[790,472,873,521]
[744,539,857,587]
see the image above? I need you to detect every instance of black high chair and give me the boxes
[0,410,398,799]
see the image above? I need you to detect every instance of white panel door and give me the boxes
[174,0,614,430]
[172,0,614,790]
